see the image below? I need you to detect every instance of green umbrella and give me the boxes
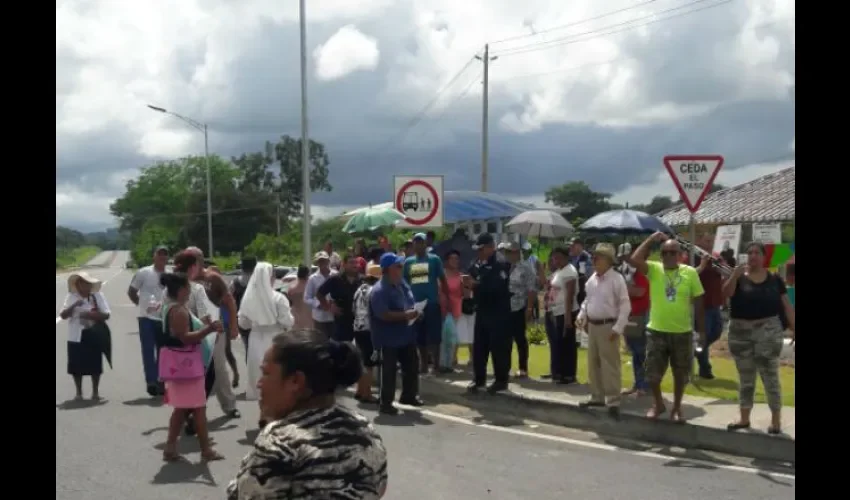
[342,205,407,234]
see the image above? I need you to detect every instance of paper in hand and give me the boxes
[408,300,428,326]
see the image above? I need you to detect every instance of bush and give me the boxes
[526,323,547,345]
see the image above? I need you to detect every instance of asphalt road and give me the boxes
[56,253,795,500]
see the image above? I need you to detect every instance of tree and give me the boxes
[631,196,675,215]
[544,181,614,221]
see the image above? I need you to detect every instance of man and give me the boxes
[631,233,705,422]
[694,233,724,379]
[303,251,338,339]
[575,244,631,419]
[399,240,413,258]
[127,245,168,396]
[229,256,257,357]
[569,238,593,306]
[503,242,537,378]
[425,230,437,253]
[523,241,543,322]
[370,252,422,415]
[317,255,362,344]
[465,233,512,393]
[403,232,450,373]
[323,241,342,271]
[544,247,579,384]
[618,246,650,397]
[186,246,241,419]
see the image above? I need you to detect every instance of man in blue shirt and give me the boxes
[370,253,422,415]
[403,232,450,373]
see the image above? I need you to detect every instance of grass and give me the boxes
[456,328,795,407]
[56,246,101,270]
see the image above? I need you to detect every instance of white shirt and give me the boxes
[187,282,211,322]
[237,291,294,334]
[62,292,111,343]
[577,269,631,335]
[546,265,580,316]
[130,266,164,320]
[304,270,338,323]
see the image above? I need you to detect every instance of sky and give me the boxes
[56,0,795,233]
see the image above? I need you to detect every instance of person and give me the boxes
[465,233,512,394]
[425,230,437,252]
[576,244,631,419]
[543,247,579,384]
[227,330,388,499]
[158,272,224,462]
[185,246,241,419]
[318,255,376,403]
[237,262,294,430]
[304,251,338,339]
[352,264,381,402]
[503,242,536,378]
[723,242,795,434]
[524,241,543,322]
[569,238,593,305]
[60,271,112,400]
[323,240,342,271]
[693,234,725,379]
[286,265,314,330]
[230,256,258,356]
[403,232,450,373]
[400,240,413,258]
[618,247,650,397]
[370,252,422,415]
[439,250,464,372]
[631,232,705,422]
[127,245,168,396]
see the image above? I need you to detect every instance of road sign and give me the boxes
[393,175,444,228]
[663,155,724,213]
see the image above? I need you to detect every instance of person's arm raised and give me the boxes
[631,231,668,276]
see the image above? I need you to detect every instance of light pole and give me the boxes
[299,0,312,267]
[147,104,214,258]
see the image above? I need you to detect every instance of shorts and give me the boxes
[644,329,692,384]
[416,302,443,347]
[354,330,376,367]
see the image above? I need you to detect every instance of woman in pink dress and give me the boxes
[286,265,314,330]
[439,250,465,370]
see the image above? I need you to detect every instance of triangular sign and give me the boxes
[663,155,725,213]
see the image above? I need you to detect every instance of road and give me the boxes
[56,252,795,500]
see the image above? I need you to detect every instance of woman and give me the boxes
[439,250,464,372]
[352,264,381,402]
[59,271,111,400]
[227,330,388,499]
[286,265,314,330]
[722,242,795,434]
[237,262,295,429]
[159,272,223,462]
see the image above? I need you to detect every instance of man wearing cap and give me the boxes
[576,243,632,419]
[127,245,169,396]
[465,233,512,393]
[370,253,423,415]
[303,251,338,339]
[403,232,450,373]
[503,242,537,378]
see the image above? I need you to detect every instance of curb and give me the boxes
[416,377,795,465]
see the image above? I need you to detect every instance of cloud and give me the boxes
[314,25,380,81]
[56,0,795,232]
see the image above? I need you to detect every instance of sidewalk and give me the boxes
[414,368,795,464]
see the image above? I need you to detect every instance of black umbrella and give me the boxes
[431,229,476,270]
[579,209,674,235]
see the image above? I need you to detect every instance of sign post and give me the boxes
[663,155,725,265]
[393,175,445,229]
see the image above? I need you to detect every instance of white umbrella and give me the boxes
[505,209,574,239]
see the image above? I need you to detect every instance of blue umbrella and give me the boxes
[579,209,674,235]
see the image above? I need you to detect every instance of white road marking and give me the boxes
[55,268,127,324]
[392,404,795,481]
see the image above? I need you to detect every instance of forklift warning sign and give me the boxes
[394,175,444,228]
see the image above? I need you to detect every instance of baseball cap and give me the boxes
[617,242,632,258]
[313,251,330,262]
[502,241,521,252]
[496,242,506,250]
[569,237,583,246]
[412,232,427,242]
[521,241,532,251]
[154,245,169,254]
[379,252,405,269]
[473,233,495,250]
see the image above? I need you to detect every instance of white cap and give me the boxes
[497,242,506,250]
[522,241,532,251]
[617,242,632,257]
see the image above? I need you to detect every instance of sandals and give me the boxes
[727,422,751,431]
[201,450,224,462]
[162,450,181,462]
[355,394,380,404]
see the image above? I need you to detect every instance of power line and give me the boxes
[489,0,660,45]
[495,0,733,58]
[411,69,483,142]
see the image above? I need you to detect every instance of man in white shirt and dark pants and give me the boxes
[127,245,169,396]
[303,251,338,339]
[576,243,631,419]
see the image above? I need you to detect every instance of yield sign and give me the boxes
[663,155,724,213]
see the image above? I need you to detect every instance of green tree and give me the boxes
[544,181,613,220]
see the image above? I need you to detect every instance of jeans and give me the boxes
[696,307,724,376]
[625,336,648,390]
[137,318,161,385]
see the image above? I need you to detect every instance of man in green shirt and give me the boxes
[632,232,705,423]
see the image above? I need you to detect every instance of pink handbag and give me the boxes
[158,345,204,381]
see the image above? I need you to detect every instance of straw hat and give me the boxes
[592,243,617,263]
[365,263,382,279]
[67,271,103,294]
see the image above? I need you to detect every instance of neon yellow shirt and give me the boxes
[646,261,704,334]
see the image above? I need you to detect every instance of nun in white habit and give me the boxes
[237,262,294,428]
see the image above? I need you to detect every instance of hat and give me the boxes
[313,251,330,262]
[366,263,383,279]
[569,237,583,246]
[496,242,506,250]
[412,232,427,242]
[67,271,102,294]
[617,242,632,258]
[502,241,521,252]
[473,233,495,250]
[154,245,169,254]
[521,241,532,251]
[379,252,405,269]
[593,243,617,262]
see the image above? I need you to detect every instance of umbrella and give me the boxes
[342,205,406,234]
[579,209,674,235]
[505,210,574,239]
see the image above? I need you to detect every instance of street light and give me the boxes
[146,104,214,258]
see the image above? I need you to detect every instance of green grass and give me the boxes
[56,246,101,270]
[456,332,795,407]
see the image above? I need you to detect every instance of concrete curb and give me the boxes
[416,377,795,464]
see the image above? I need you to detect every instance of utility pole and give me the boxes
[475,45,498,193]
[299,0,312,267]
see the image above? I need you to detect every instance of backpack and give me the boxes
[232,278,248,310]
